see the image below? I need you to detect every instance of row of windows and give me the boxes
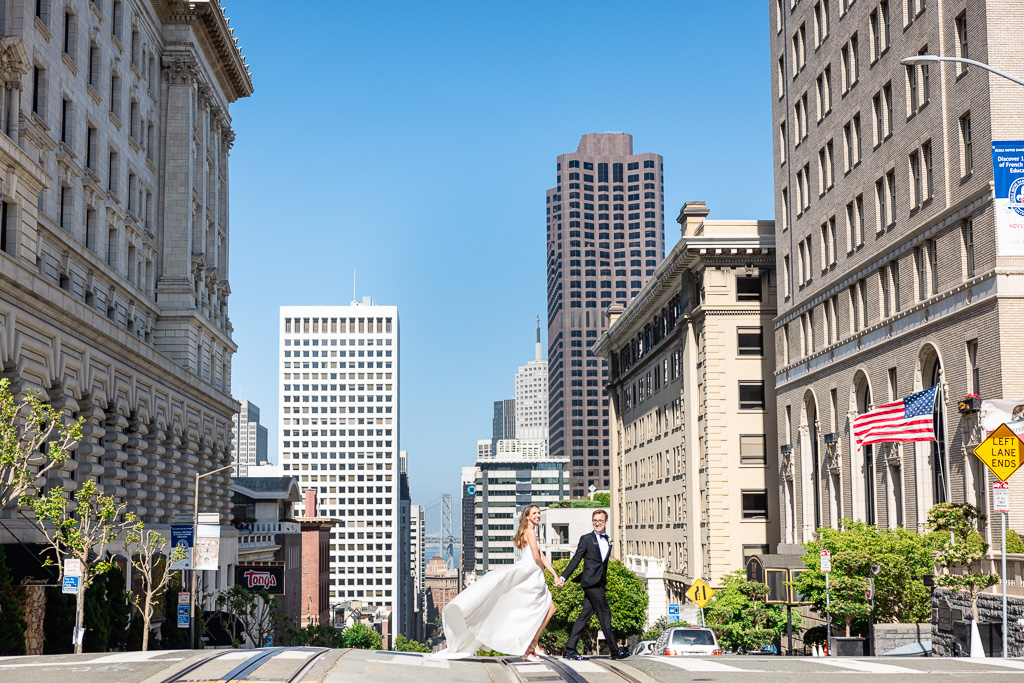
[561,159,659,170]
[783,218,975,362]
[284,317,394,333]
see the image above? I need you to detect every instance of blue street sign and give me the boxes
[62,576,80,594]
[177,604,190,617]
[669,603,680,616]
[177,614,190,628]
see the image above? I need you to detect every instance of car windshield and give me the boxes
[671,630,713,645]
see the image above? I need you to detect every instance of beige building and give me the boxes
[0,0,251,534]
[594,201,778,617]
[771,0,1024,545]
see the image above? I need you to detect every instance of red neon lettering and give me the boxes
[243,570,277,589]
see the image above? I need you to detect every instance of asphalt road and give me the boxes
[1,649,1024,683]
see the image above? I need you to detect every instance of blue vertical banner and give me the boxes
[169,524,194,570]
[992,141,1024,255]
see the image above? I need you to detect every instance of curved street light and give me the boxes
[190,462,233,648]
[899,54,1024,88]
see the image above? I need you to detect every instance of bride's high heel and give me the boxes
[522,652,540,662]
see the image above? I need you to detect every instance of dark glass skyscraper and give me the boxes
[546,133,665,496]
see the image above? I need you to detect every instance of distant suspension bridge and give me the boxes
[423,493,462,570]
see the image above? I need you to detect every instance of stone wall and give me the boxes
[873,622,929,655]
[932,587,1024,657]
[17,586,46,655]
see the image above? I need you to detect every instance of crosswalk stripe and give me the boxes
[653,656,751,672]
[954,658,1024,671]
[552,658,605,673]
[802,658,923,674]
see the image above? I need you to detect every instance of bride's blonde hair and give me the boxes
[513,505,540,549]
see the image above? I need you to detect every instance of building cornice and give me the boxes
[155,0,253,102]
[593,231,775,356]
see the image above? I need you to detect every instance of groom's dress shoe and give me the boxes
[562,650,583,661]
[610,649,631,660]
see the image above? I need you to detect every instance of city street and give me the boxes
[2,648,1024,683]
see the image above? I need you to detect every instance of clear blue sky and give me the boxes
[224,1,775,514]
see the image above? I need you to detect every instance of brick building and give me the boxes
[771,0,1024,545]
[424,554,459,628]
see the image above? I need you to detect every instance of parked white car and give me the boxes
[655,627,723,656]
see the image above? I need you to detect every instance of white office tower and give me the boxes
[515,321,549,441]
[474,439,568,574]
[279,301,400,628]
[231,400,269,476]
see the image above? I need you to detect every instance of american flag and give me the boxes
[852,386,939,451]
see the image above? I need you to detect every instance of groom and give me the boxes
[557,509,630,660]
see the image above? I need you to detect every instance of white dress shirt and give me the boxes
[595,531,610,561]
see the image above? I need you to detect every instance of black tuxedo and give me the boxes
[560,531,618,653]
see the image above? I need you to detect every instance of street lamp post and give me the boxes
[899,54,1024,88]
[189,463,233,649]
[902,52,1021,660]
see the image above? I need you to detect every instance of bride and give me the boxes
[437,504,560,660]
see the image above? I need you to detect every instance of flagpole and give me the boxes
[937,376,950,504]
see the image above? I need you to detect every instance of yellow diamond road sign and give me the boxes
[686,578,715,608]
[973,423,1024,481]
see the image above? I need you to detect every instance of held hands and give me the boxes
[553,576,565,588]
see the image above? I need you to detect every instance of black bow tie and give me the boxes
[597,533,609,540]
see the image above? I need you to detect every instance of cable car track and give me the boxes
[159,646,328,683]
[498,653,642,683]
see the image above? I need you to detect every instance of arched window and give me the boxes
[857,379,876,526]
[802,394,821,538]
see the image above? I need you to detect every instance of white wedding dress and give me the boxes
[435,548,551,658]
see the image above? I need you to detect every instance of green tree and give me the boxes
[543,558,648,653]
[1006,529,1024,555]
[0,546,27,655]
[704,571,793,651]
[0,378,83,510]
[928,503,999,622]
[281,622,345,648]
[793,520,932,636]
[125,527,187,651]
[83,578,112,653]
[31,480,141,654]
[42,587,74,654]
[393,634,430,652]
[342,622,382,649]
[215,585,285,648]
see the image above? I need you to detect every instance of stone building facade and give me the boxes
[0,1,251,533]
[771,0,1024,544]
[594,202,778,615]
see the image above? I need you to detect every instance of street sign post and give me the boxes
[973,425,1022,659]
[61,575,79,594]
[821,550,832,656]
[972,424,1023,481]
[686,579,715,627]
